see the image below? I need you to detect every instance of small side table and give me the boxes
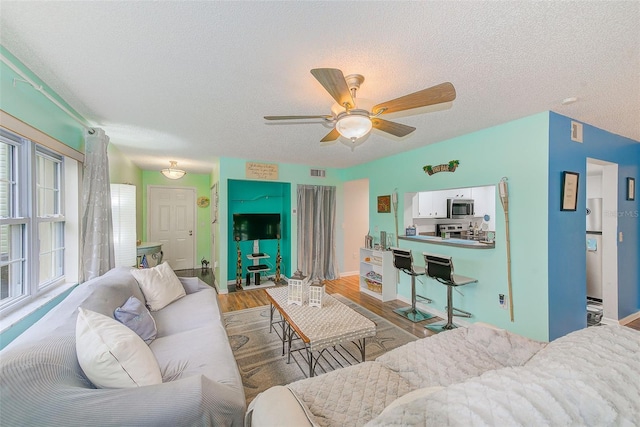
[137,242,163,268]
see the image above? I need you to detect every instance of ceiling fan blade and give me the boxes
[371,118,416,138]
[310,68,355,109]
[264,115,332,120]
[372,82,456,115]
[320,128,341,143]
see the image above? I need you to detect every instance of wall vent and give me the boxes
[310,168,326,177]
[571,121,583,143]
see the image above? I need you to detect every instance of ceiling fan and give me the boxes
[264,68,456,145]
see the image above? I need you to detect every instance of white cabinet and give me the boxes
[359,248,396,302]
[415,192,446,218]
[471,185,495,218]
[417,192,433,217]
[430,192,449,218]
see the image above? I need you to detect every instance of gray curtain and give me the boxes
[81,128,115,281]
[296,184,339,280]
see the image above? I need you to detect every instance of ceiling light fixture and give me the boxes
[161,161,186,180]
[335,109,372,141]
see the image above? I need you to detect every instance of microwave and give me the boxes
[447,198,474,218]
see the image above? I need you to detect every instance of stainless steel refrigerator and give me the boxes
[586,198,602,300]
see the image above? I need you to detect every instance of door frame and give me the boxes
[586,158,618,323]
[146,185,197,269]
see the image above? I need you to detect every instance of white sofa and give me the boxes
[247,323,640,426]
[0,267,246,426]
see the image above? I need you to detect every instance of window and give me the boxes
[0,129,66,312]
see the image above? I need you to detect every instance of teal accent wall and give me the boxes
[548,112,639,340]
[0,46,85,151]
[141,170,212,268]
[218,157,342,293]
[344,113,551,341]
[227,180,291,282]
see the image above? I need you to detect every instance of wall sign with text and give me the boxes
[423,160,459,176]
[246,162,279,180]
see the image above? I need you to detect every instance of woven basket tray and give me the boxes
[365,278,382,294]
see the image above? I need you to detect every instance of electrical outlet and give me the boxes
[499,294,508,310]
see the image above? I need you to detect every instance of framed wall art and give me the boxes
[561,171,579,211]
[377,195,391,213]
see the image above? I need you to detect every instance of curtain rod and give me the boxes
[1,52,94,134]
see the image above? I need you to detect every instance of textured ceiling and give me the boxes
[1,1,638,172]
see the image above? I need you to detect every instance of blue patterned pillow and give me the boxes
[114,296,157,344]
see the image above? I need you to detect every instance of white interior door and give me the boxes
[148,186,196,270]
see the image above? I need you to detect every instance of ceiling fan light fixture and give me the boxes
[161,161,186,180]
[335,110,372,141]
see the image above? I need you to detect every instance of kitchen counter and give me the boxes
[399,234,495,249]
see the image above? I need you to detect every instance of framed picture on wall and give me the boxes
[628,177,635,201]
[377,195,391,213]
[561,171,579,211]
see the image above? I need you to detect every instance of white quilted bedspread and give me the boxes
[366,325,640,426]
[288,324,545,427]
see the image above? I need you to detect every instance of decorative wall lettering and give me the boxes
[423,160,459,176]
[246,162,279,180]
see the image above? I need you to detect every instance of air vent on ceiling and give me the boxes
[310,168,326,177]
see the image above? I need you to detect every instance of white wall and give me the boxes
[342,178,369,275]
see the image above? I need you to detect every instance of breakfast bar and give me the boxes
[399,234,495,249]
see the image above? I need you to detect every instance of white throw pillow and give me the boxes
[76,307,162,389]
[131,261,186,311]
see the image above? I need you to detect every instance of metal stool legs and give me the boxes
[426,284,456,332]
[394,273,434,322]
[425,284,472,332]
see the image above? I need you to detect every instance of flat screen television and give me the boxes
[233,213,281,241]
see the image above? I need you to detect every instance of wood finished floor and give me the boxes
[217,275,439,339]
[213,274,640,336]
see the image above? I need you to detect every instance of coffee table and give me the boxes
[265,286,376,377]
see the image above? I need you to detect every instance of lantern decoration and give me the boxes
[287,270,309,306]
[308,279,324,308]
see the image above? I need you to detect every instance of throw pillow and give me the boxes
[76,307,162,388]
[131,261,186,311]
[114,296,158,344]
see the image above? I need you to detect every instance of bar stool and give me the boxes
[423,252,477,332]
[391,248,434,322]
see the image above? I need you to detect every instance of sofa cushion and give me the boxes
[131,261,186,311]
[114,296,158,344]
[76,307,162,388]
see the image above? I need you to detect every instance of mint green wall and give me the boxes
[344,113,551,341]
[141,170,212,268]
[0,46,84,151]
[218,157,342,293]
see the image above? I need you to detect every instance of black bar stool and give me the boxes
[391,248,434,322]
[423,252,477,332]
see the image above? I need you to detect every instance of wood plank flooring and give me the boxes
[218,275,437,339]
[214,274,640,336]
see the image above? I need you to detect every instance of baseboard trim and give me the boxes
[618,311,640,325]
[340,271,358,277]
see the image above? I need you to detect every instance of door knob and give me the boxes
[189,230,193,236]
